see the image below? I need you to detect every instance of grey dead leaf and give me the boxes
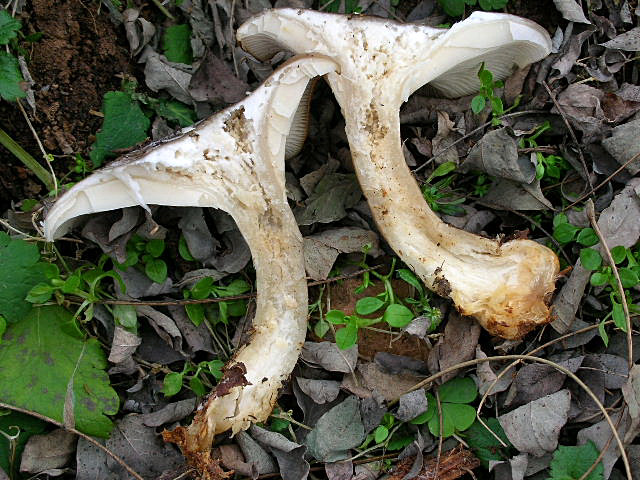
[108,207,140,242]
[296,378,341,404]
[622,365,640,443]
[325,460,354,480]
[360,396,387,433]
[475,346,513,396]
[301,342,358,373]
[304,227,381,280]
[82,213,132,264]
[554,83,605,142]
[483,178,553,210]
[168,305,215,355]
[108,326,141,364]
[141,398,197,427]
[115,267,175,299]
[552,29,595,78]
[143,50,193,105]
[577,410,635,479]
[213,444,253,476]
[76,437,117,480]
[525,452,553,476]
[236,431,278,475]
[498,389,571,457]
[431,111,461,165]
[617,83,640,102]
[305,396,366,463]
[17,55,36,111]
[402,315,431,340]
[601,26,640,51]
[595,177,640,251]
[568,355,604,422]
[136,306,182,350]
[249,425,309,480]
[506,357,582,407]
[299,157,340,196]
[374,352,427,376]
[602,118,640,175]
[178,207,218,262]
[105,414,183,478]
[395,389,428,422]
[429,312,481,382]
[551,260,591,333]
[190,51,249,105]
[135,210,168,240]
[553,0,591,23]
[208,229,251,273]
[178,0,214,59]
[589,354,629,388]
[342,362,422,402]
[123,9,155,56]
[489,453,528,480]
[295,173,362,225]
[20,429,77,474]
[463,128,535,183]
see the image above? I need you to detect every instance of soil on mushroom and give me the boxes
[0,0,132,211]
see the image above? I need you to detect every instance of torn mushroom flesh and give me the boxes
[44,55,337,459]
[238,10,559,339]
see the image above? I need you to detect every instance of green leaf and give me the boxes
[0,10,20,45]
[576,228,599,247]
[438,376,478,403]
[611,246,627,265]
[178,234,195,261]
[580,248,602,271]
[0,306,118,437]
[356,297,385,315]
[612,301,627,332]
[553,213,569,228]
[374,425,389,443]
[89,91,150,167]
[478,0,508,9]
[383,304,414,328]
[113,304,137,330]
[189,376,206,396]
[0,315,5,343]
[145,258,167,283]
[428,161,457,183]
[397,269,423,293]
[550,442,603,480]
[191,277,214,300]
[0,233,52,323]
[619,268,639,288]
[220,278,251,296]
[471,95,486,113]
[490,97,504,115]
[598,320,609,347]
[207,359,224,380]
[590,272,608,287]
[438,0,466,16]
[428,404,455,437]
[478,66,493,85]
[410,392,437,425]
[463,418,511,467]
[25,283,53,303]
[185,303,205,326]
[162,24,193,64]
[554,222,579,243]
[336,324,358,350]
[154,99,196,127]
[0,51,25,101]
[145,239,165,258]
[0,412,46,478]
[162,372,184,397]
[535,162,545,180]
[326,310,347,325]
[445,403,476,432]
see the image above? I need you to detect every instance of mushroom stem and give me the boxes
[238,9,559,339]
[44,55,337,457]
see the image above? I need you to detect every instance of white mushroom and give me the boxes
[44,55,337,462]
[238,10,559,339]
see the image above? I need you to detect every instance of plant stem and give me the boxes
[0,127,55,191]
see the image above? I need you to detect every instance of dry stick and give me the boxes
[578,406,627,480]
[0,402,145,480]
[82,265,383,307]
[564,151,640,212]
[435,389,444,476]
[392,354,632,480]
[586,199,633,370]
[541,81,594,195]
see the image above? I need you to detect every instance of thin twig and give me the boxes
[392,354,632,480]
[578,406,626,480]
[435,389,444,475]
[0,402,145,480]
[586,199,633,369]
[542,81,593,195]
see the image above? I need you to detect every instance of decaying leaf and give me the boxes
[301,342,358,373]
[389,445,480,480]
[552,0,591,23]
[601,27,640,51]
[296,378,341,404]
[19,429,76,474]
[429,312,481,382]
[249,425,309,480]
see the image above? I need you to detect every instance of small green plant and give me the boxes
[359,413,415,452]
[519,122,571,181]
[472,173,490,197]
[471,63,506,125]
[162,359,224,397]
[162,24,193,64]
[549,442,603,480]
[410,376,478,438]
[438,0,508,17]
[463,417,512,466]
[421,161,466,216]
[324,0,363,14]
[183,276,251,327]
[397,268,442,331]
[0,9,26,102]
[116,234,168,284]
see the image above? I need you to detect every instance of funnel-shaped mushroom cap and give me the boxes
[44,55,336,461]
[238,9,551,103]
[238,10,558,340]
